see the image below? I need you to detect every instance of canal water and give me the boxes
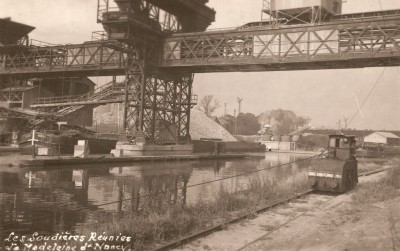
[0,153,312,241]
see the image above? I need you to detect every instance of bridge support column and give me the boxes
[122,51,145,137]
[112,53,194,157]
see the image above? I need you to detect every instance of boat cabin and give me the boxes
[328,134,356,160]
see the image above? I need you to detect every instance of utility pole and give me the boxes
[224,103,227,116]
[337,119,342,133]
[343,117,349,129]
[234,109,237,135]
[237,97,243,114]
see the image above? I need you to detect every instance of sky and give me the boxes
[1,0,400,130]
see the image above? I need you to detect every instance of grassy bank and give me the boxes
[77,174,310,250]
[351,158,400,250]
[352,158,400,204]
[358,161,388,174]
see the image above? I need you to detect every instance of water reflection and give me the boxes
[107,164,192,213]
[0,153,311,241]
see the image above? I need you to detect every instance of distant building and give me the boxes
[301,128,373,145]
[364,132,400,146]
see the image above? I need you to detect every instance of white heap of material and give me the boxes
[94,106,237,142]
[190,109,237,142]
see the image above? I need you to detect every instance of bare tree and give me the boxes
[198,95,220,117]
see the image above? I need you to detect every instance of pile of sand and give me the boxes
[190,110,237,141]
[94,107,237,142]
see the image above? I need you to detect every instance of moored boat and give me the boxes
[19,128,118,155]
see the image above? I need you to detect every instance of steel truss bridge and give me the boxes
[1,0,400,144]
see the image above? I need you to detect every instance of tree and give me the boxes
[295,116,311,129]
[218,114,235,134]
[258,109,310,135]
[220,113,260,135]
[236,113,261,135]
[198,95,220,117]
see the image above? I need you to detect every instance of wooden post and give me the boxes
[28,130,38,159]
[32,131,36,159]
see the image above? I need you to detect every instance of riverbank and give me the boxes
[178,158,400,251]
[72,173,311,251]
[248,150,322,156]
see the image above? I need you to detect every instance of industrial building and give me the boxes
[364,131,400,146]
[0,18,96,127]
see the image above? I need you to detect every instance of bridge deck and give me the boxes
[0,41,125,78]
[1,15,400,77]
[160,16,400,73]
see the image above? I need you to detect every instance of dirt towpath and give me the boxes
[176,172,400,251]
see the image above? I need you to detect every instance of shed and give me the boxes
[364,132,400,146]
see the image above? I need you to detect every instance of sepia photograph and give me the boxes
[0,0,400,250]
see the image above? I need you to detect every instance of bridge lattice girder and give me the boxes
[161,18,400,72]
[1,17,400,78]
[0,42,125,79]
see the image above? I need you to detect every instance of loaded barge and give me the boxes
[18,153,249,167]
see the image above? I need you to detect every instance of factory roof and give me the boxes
[0,18,35,45]
[367,132,400,139]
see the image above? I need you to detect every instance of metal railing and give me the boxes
[29,39,59,48]
[34,95,82,105]
[55,81,125,116]
[333,9,400,21]
[26,81,125,123]
[33,81,125,106]
[91,31,109,41]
